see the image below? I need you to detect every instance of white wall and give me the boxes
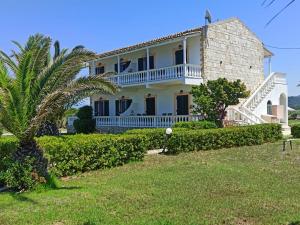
[90,35,202,74]
[254,81,288,124]
[91,84,193,116]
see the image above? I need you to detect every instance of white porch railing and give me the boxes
[106,64,201,86]
[68,115,202,129]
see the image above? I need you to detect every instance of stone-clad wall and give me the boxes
[202,18,265,91]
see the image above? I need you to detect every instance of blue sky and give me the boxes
[1,0,299,96]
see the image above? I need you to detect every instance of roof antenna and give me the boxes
[205,10,212,25]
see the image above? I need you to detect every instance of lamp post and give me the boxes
[162,128,173,153]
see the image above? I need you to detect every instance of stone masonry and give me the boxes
[202,18,265,92]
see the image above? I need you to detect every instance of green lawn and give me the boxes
[289,119,300,126]
[1,142,300,225]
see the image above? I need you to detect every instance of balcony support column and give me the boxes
[146,48,150,82]
[183,38,187,77]
[117,55,121,85]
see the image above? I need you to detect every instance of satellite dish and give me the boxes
[205,10,212,24]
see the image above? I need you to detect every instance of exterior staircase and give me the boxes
[227,73,289,133]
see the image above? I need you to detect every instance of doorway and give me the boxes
[145,97,156,116]
[176,95,189,115]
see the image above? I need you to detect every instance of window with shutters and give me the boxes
[175,49,184,65]
[138,56,154,71]
[115,99,132,116]
[114,61,131,73]
[95,66,105,75]
[94,100,109,116]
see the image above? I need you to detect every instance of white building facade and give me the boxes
[68,18,289,133]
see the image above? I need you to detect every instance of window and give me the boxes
[115,99,132,116]
[114,61,131,73]
[138,56,154,71]
[95,66,105,75]
[267,100,272,115]
[94,100,109,116]
[175,49,184,65]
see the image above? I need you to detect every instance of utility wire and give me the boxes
[265,0,297,26]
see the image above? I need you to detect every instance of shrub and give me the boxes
[173,121,217,129]
[0,134,147,179]
[0,157,40,191]
[73,106,96,134]
[38,134,147,176]
[125,128,188,150]
[291,124,300,138]
[166,124,282,154]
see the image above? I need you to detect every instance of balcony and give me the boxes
[68,115,202,130]
[105,64,202,87]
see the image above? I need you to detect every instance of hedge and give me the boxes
[166,124,282,154]
[291,124,300,138]
[0,134,148,178]
[125,128,188,150]
[173,121,217,129]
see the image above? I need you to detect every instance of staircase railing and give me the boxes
[243,73,277,111]
[227,73,285,125]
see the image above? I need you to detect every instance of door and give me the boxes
[175,49,184,65]
[176,95,189,115]
[145,97,156,115]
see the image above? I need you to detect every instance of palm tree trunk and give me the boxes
[13,140,49,183]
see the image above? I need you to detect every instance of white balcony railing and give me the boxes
[106,64,201,86]
[68,115,202,129]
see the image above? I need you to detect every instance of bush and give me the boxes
[125,128,188,150]
[0,134,147,179]
[38,134,147,176]
[291,124,300,138]
[73,106,96,134]
[166,124,282,154]
[173,121,217,129]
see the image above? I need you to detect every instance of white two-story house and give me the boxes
[68,18,289,133]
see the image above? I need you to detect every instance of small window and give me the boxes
[267,100,272,115]
[94,100,109,116]
[95,66,105,75]
[115,99,132,116]
[138,56,154,71]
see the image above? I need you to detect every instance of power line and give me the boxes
[264,44,300,50]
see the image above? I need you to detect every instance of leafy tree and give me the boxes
[0,34,117,190]
[73,106,96,134]
[191,78,250,127]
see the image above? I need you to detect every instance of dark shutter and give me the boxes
[104,100,109,116]
[149,56,154,69]
[94,101,99,116]
[138,58,144,71]
[115,100,120,116]
[114,64,118,73]
[175,50,184,65]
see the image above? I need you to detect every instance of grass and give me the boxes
[289,119,300,126]
[1,141,300,225]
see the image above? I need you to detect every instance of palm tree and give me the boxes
[0,34,117,188]
[36,41,87,137]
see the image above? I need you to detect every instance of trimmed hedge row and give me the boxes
[125,128,188,150]
[166,124,282,154]
[291,124,300,138]
[174,121,217,129]
[0,134,148,177]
